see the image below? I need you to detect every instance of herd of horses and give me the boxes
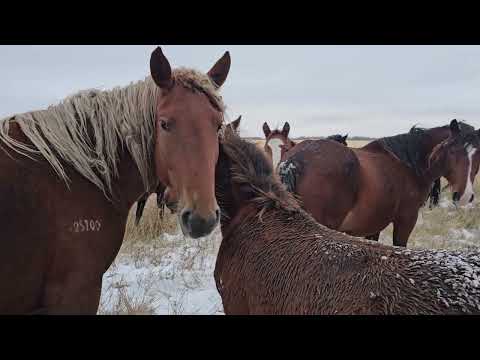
[0,47,480,315]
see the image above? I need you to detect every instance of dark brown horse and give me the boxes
[326,133,349,146]
[0,46,231,314]
[276,120,480,246]
[214,123,480,315]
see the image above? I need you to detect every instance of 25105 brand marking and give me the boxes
[73,219,102,232]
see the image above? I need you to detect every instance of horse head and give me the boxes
[150,47,231,238]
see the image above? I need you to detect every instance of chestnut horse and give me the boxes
[135,115,244,223]
[214,123,480,315]
[275,120,480,246]
[0,46,231,314]
[262,121,348,170]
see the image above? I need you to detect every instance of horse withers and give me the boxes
[0,46,231,314]
[214,120,480,315]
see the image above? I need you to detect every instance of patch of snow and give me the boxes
[99,229,224,315]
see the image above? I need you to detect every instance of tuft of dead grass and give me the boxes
[124,195,178,245]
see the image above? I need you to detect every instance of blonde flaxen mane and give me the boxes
[0,68,225,199]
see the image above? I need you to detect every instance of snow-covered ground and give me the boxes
[99,229,224,315]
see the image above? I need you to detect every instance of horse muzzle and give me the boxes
[179,208,220,239]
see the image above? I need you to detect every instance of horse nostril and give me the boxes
[470,194,475,203]
[215,209,220,222]
[181,210,192,226]
[453,192,460,202]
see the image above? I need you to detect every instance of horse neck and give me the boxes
[421,126,451,183]
[110,149,151,215]
[422,126,451,152]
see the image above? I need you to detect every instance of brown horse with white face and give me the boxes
[214,126,480,315]
[0,46,230,314]
[262,121,348,170]
[277,120,480,246]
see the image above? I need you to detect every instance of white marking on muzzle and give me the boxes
[268,138,284,170]
[458,145,477,205]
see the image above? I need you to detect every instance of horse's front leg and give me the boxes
[392,213,418,247]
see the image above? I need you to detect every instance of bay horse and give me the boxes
[279,120,480,246]
[214,122,480,315]
[0,46,231,314]
[420,122,475,208]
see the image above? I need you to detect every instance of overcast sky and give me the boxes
[0,45,479,138]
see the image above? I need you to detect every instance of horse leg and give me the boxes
[429,178,441,209]
[392,214,418,247]
[365,233,380,241]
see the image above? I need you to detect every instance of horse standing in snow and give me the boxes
[0,46,231,314]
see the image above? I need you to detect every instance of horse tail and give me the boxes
[428,178,441,209]
[278,158,300,193]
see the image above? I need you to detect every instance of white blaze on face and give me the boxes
[459,145,478,205]
[268,138,284,170]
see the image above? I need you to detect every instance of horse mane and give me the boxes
[375,128,432,175]
[0,68,225,199]
[410,121,474,134]
[376,122,477,176]
[219,132,301,214]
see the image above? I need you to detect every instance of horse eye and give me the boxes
[160,120,169,131]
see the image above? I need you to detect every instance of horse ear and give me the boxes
[263,122,271,138]
[224,116,241,137]
[150,47,173,89]
[282,122,290,137]
[343,134,349,141]
[208,51,231,88]
[230,116,241,131]
[450,119,461,135]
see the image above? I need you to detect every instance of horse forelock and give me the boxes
[172,68,226,113]
[0,69,225,200]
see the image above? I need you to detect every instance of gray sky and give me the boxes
[1,45,479,138]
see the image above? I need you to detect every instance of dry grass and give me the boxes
[124,195,178,244]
